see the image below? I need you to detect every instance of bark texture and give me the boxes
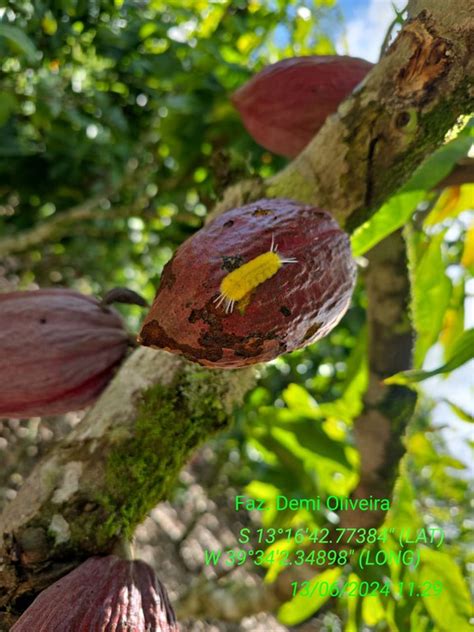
[266,0,473,231]
[0,350,255,619]
[211,0,473,228]
[1,0,472,624]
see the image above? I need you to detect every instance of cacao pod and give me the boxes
[0,289,129,418]
[11,555,178,632]
[232,55,373,157]
[139,198,356,368]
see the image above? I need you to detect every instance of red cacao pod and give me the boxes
[139,198,356,368]
[0,289,129,418]
[232,55,373,157]
[11,555,178,632]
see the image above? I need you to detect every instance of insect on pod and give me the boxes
[139,198,356,369]
[214,235,297,314]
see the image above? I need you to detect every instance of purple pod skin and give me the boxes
[232,55,373,157]
[139,199,356,369]
[11,555,179,632]
[0,289,129,418]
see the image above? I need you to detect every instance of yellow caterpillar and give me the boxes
[214,236,297,314]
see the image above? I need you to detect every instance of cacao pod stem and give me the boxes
[101,287,150,309]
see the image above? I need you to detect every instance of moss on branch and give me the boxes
[97,367,231,542]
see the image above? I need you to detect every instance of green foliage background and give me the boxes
[0,1,472,630]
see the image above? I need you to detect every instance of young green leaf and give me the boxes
[385,329,474,384]
[351,122,473,255]
[410,232,452,368]
[278,568,342,626]
[0,24,37,62]
[442,399,474,423]
[418,549,472,632]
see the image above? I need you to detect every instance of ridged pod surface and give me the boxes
[0,289,129,418]
[11,555,178,632]
[139,199,356,368]
[232,55,373,157]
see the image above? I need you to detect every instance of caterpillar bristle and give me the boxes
[214,293,236,314]
[214,293,226,308]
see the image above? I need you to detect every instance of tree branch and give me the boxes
[0,349,255,615]
[1,0,472,621]
[265,0,472,229]
[0,196,109,259]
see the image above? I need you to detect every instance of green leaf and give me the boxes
[0,24,37,61]
[265,429,309,470]
[439,282,465,362]
[272,420,351,469]
[278,568,342,625]
[410,231,452,368]
[437,455,466,469]
[139,22,159,39]
[320,327,368,422]
[386,329,474,384]
[0,92,18,126]
[443,399,474,423]
[282,383,319,414]
[362,593,386,625]
[405,124,474,191]
[345,573,363,632]
[351,190,424,257]
[424,184,474,226]
[409,602,431,632]
[418,549,473,632]
[351,121,473,255]
[263,538,298,583]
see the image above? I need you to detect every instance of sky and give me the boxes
[336,0,405,62]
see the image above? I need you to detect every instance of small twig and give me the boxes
[379,3,408,60]
[0,195,109,259]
